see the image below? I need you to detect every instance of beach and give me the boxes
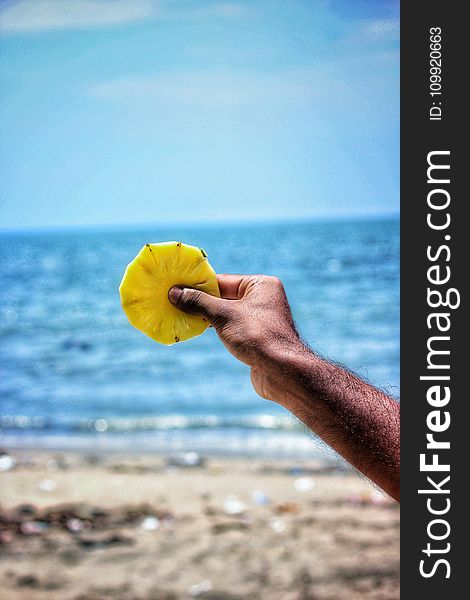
[0,449,399,600]
[0,220,400,598]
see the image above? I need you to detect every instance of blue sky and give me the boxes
[0,0,399,230]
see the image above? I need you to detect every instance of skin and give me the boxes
[169,274,400,501]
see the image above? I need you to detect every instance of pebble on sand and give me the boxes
[223,495,246,515]
[0,451,16,472]
[294,476,315,492]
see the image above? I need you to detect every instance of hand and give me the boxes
[168,274,306,402]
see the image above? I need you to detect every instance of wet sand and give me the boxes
[0,449,399,599]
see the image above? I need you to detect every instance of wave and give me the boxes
[0,413,302,434]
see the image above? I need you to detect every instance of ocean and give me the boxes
[0,218,399,459]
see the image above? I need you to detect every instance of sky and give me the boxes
[0,0,399,230]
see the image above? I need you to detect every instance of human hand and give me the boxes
[168,274,306,402]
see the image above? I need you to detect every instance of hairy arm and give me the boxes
[256,347,400,500]
[169,274,400,501]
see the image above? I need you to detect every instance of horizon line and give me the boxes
[0,210,399,235]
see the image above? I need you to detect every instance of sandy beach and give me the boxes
[0,449,399,600]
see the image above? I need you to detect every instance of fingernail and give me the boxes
[168,286,183,304]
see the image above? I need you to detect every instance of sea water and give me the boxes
[0,218,399,459]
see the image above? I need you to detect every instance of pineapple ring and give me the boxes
[119,242,220,345]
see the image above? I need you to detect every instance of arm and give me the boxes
[169,274,400,501]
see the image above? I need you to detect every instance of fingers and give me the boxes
[168,286,230,321]
[216,274,248,299]
[169,274,257,320]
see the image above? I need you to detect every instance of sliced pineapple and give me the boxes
[119,242,220,345]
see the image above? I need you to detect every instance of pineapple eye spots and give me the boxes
[119,241,220,346]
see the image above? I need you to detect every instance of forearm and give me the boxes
[262,345,400,500]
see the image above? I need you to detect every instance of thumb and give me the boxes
[168,286,229,322]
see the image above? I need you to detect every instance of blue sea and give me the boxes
[0,218,399,459]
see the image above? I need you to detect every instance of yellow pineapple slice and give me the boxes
[119,242,220,345]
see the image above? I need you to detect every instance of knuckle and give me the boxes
[184,289,203,310]
[266,275,284,290]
